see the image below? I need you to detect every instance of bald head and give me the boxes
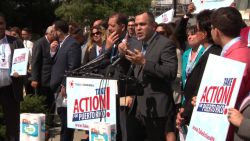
[46,26,53,34]
[45,26,54,42]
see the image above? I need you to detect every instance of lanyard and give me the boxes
[186,46,202,77]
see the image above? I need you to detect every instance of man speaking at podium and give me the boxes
[124,11,177,141]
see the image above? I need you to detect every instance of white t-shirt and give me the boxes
[0,36,12,87]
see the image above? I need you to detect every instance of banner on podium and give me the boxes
[67,77,118,130]
[186,54,246,141]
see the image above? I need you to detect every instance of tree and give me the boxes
[55,0,151,26]
[0,0,58,36]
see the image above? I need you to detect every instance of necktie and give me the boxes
[110,44,118,63]
[142,43,148,55]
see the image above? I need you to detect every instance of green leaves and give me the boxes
[20,95,47,114]
[55,0,152,26]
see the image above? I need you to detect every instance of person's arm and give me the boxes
[143,41,177,81]
[174,2,196,51]
[237,118,250,139]
[228,108,250,139]
[60,42,81,97]
[30,41,42,88]
[67,42,81,71]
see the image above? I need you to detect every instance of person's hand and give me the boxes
[191,96,197,107]
[12,72,19,78]
[118,35,129,55]
[31,81,39,88]
[176,108,185,129]
[118,41,128,55]
[125,49,145,65]
[105,31,119,50]
[187,2,196,14]
[60,85,67,98]
[125,96,133,108]
[50,40,58,52]
[228,108,244,127]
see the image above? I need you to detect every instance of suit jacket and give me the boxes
[50,36,81,92]
[82,43,104,65]
[183,44,221,124]
[223,40,250,106]
[6,35,24,101]
[234,96,250,141]
[134,33,177,118]
[82,43,107,75]
[31,36,53,87]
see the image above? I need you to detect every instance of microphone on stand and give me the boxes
[67,51,111,75]
[111,54,124,67]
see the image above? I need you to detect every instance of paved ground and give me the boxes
[48,127,88,141]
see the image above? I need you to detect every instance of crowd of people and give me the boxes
[0,2,250,141]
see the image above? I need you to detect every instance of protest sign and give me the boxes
[155,9,174,24]
[67,77,117,130]
[11,48,29,76]
[192,0,234,13]
[186,54,246,141]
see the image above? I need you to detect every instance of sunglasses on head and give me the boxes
[91,31,101,36]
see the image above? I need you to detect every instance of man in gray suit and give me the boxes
[50,20,81,141]
[125,11,177,141]
[31,26,56,129]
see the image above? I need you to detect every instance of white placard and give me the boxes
[67,77,118,130]
[186,54,246,141]
[11,48,29,76]
[20,113,45,141]
[192,0,234,13]
[155,9,174,24]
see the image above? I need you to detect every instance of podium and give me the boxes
[66,77,118,129]
[66,77,118,140]
[65,53,142,140]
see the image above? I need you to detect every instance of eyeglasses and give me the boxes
[91,31,101,36]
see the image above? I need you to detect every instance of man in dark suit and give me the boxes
[104,13,142,141]
[125,11,178,141]
[50,20,81,141]
[0,12,24,141]
[30,26,56,127]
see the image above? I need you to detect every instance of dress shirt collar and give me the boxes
[221,37,240,57]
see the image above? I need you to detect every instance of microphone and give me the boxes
[69,51,111,75]
[111,54,124,67]
[85,51,110,67]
